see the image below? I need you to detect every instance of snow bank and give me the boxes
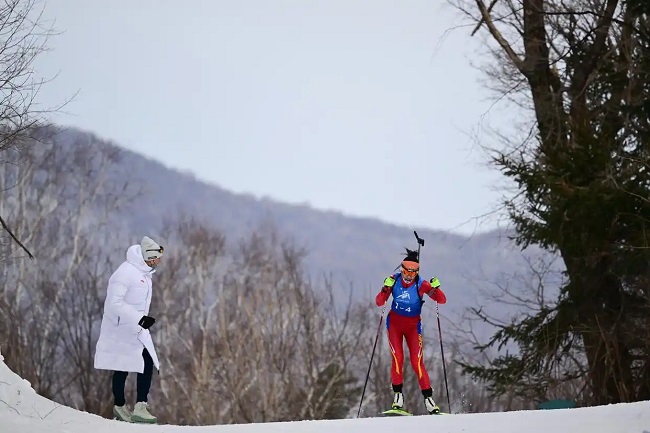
[1,346,650,433]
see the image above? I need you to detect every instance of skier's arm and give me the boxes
[419,278,447,304]
[375,275,395,306]
[107,280,143,324]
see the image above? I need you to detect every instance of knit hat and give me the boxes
[141,236,164,261]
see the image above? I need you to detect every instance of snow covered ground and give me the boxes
[1,349,649,433]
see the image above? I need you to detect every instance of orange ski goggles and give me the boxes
[401,260,419,277]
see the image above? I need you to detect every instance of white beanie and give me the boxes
[141,236,164,261]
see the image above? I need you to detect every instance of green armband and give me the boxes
[383,276,395,287]
[430,277,440,288]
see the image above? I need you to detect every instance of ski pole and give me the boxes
[357,304,386,418]
[436,301,451,413]
[415,231,451,412]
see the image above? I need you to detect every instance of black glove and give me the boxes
[138,315,156,330]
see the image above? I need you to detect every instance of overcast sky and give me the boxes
[33,0,516,235]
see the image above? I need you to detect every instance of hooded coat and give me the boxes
[94,244,160,373]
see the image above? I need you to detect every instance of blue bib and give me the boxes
[390,274,423,317]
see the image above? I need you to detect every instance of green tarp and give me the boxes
[538,399,577,410]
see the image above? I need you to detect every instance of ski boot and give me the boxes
[391,383,405,410]
[424,396,440,414]
[392,392,404,410]
[422,388,441,414]
[131,401,157,424]
[113,404,132,422]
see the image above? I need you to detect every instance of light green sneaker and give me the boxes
[131,401,157,424]
[113,405,132,422]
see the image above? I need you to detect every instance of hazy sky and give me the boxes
[33,1,515,235]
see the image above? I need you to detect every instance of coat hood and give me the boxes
[126,244,155,273]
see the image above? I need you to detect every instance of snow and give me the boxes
[1,348,648,433]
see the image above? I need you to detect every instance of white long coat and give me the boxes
[94,244,161,373]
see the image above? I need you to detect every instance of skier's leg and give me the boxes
[136,349,154,403]
[386,313,407,409]
[386,314,405,387]
[405,321,440,414]
[112,371,129,406]
[404,320,431,390]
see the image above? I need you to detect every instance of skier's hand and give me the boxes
[427,278,447,304]
[376,277,394,307]
[138,315,156,330]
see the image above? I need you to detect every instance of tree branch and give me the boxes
[574,0,620,91]
[471,0,500,36]
[0,214,33,259]
[474,0,525,70]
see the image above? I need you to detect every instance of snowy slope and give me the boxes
[1,348,648,433]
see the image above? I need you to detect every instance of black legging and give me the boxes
[112,349,154,406]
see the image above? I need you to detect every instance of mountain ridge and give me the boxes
[52,126,559,324]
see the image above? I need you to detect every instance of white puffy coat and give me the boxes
[94,244,161,373]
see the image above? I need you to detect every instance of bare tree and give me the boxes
[451,254,585,410]
[0,0,65,258]
[0,129,140,413]
[149,220,369,425]
[150,219,230,425]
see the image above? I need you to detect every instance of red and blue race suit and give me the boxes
[375,273,447,390]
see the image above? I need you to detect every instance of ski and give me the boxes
[381,408,412,416]
[381,408,450,416]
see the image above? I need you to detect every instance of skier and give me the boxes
[94,236,164,424]
[375,248,447,415]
